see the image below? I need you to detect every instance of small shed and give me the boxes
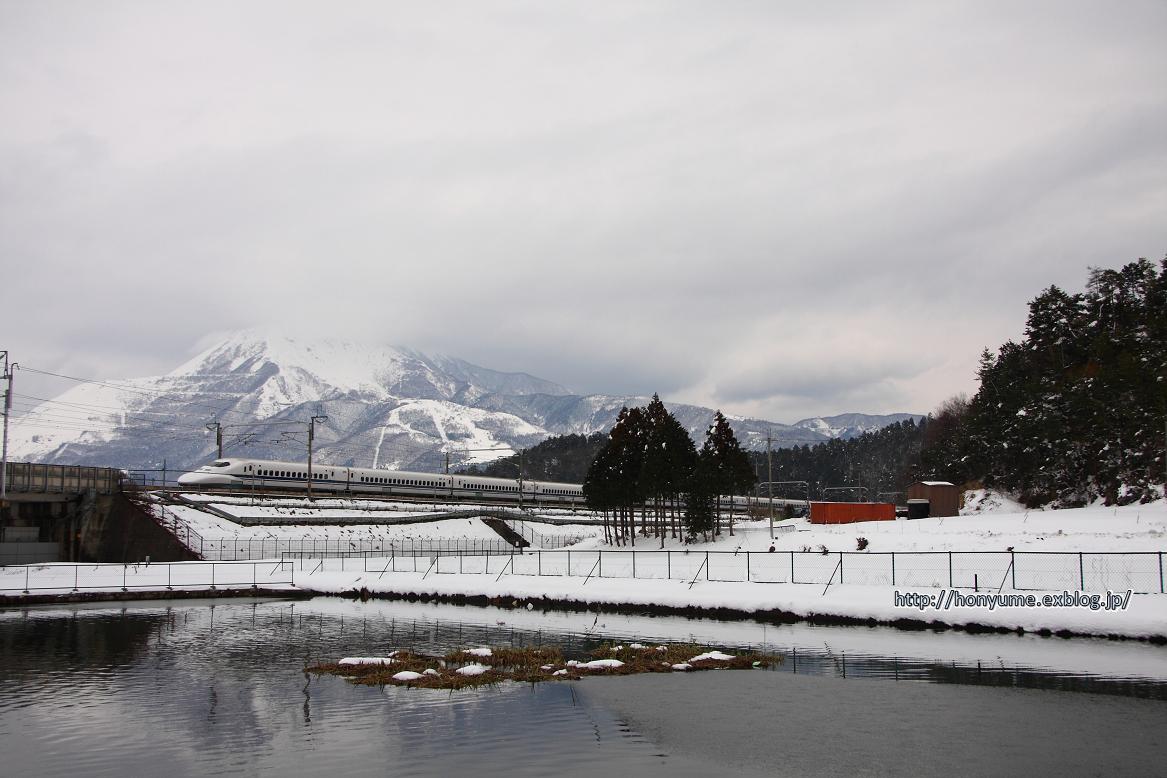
[809,502,896,525]
[906,481,963,518]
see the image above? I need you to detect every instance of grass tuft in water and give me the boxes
[308,642,784,690]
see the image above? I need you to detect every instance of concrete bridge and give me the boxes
[1,463,192,564]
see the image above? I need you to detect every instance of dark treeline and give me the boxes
[460,432,606,483]
[922,258,1167,507]
[583,396,754,546]
[749,418,929,503]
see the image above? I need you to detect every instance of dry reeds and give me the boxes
[309,642,785,690]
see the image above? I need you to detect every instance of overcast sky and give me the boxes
[2,0,1164,423]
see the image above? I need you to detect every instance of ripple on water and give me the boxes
[0,599,1164,777]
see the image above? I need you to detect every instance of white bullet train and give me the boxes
[176,457,586,505]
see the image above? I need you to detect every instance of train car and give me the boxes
[176,458,586,505]
[175,458,788,512]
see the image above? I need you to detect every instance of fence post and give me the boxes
[211,563,216,589]
[791,551,795,584]
[568,549,571,576]
[948,552,953,588]
[1079,552,1084,591]
[1011,552,1016,590]
[599,550,603,578]
[123,565,127,592]
[538,550,542,576]
[1161,553,1164,594]
[667,551,671,580]
[839,552,844,585]
[746,551,750,582]
[705,551,709,580]
[633,551,636,579]
[891,553,896,586]
[253,562,257,589]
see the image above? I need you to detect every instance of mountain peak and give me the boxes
[12,329,919,472]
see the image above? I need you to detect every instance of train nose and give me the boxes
[177,471,228,486]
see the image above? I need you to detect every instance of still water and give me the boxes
[1,597,1165,776]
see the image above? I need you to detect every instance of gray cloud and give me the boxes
[2,0,1164,421]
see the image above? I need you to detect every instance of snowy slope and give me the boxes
[9,329,918,472]
[793,412,923,440]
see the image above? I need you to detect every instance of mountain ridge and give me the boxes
[9,330,922,474]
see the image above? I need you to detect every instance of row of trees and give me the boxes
[750,418,928,503]
[582,396,755,545]
[923,258,1166,506]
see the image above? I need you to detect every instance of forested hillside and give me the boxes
[749,419,928,502]
[923,258,1166,506]
[460,433,607,482]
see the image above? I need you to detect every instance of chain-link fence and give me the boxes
[347,549,1167,594]
[0,560,295,593]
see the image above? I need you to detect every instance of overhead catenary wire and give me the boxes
[17,365,264,422]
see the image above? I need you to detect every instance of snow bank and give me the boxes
[455,663,491,676]
[301,567,1167,640]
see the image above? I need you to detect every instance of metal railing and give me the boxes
[501,519,590,549]
[0,560,296,594]
[2,462,122,495]
[349,549,1167,595]
[197,536,523,561]
[149,502,208,556]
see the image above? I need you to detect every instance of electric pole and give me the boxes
[767,429,774,538]
[206,422,222,459]
[307,414,328,501]
[1,353,14,508]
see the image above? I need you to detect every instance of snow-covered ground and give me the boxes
[8,490,1156,640]
[153,494,603,550]
[299,564,1167,640]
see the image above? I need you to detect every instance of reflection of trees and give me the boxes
[0,608,164,678]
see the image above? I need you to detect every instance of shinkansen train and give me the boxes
[176,457,586,505]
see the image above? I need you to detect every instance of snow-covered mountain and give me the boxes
[9,330,919,474]
[793,412,923,440]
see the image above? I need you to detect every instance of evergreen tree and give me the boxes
[701,411,756,535]
[684,446,716,540]
[928,257,1167,506]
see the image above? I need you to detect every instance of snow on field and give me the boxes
[161,494,603,546]
[162,505,522,543]
[961,488,1029,515]
[770,502,1167,554]
[561,500,1167,555]
[302,565,1167,640]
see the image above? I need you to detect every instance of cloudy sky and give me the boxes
[2,0,1164,423]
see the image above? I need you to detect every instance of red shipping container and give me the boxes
[809,502,896,524]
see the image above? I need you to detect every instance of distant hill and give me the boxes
[10,329,920,475]
[794,413,924,440]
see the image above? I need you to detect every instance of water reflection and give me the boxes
[0,597,1164,777]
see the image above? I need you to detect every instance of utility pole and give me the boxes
[1,353,14,510]
[518,450,525,511]
[307,414,328,501]
[206,422,223,459]
[767,429,774,538]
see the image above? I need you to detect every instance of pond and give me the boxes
[1,597,1164,776]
